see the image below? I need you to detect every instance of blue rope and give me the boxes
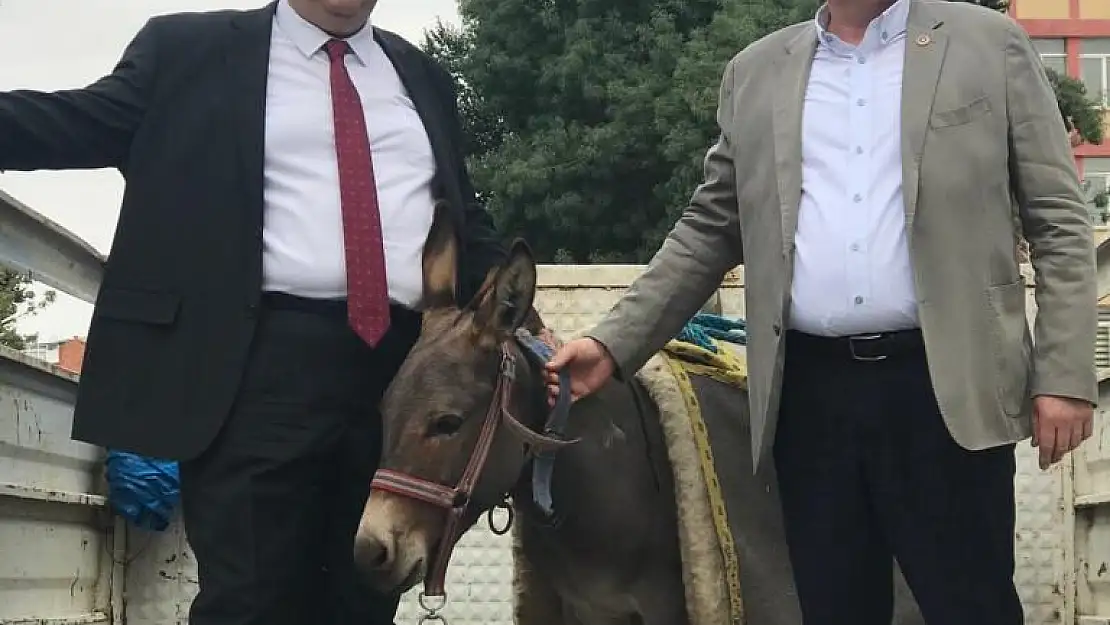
[673,313,748,353]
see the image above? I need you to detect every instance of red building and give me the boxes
[57,337,86,374]
[1012,0,1110,197]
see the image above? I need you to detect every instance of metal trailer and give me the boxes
[1,190,1108,624]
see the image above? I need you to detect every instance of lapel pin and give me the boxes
[916,34,932,46]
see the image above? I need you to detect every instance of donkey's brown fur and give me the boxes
[354,205,687,625]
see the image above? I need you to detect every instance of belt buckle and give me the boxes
[848,333,887,362]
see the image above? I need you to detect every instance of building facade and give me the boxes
[1013,0,1110,206]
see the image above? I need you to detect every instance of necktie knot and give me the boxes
[324,39,351,63]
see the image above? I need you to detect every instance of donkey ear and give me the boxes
[421,201,458,310]
[473,239,537,337]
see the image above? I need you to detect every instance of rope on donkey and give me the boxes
[673,313,747,353]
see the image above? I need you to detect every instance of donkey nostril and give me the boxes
[354,537,391,571]
[372,544,389,567]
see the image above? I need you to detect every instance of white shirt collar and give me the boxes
[275,0,376,65]
[813,0,911,49]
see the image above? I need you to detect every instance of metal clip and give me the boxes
[500,348,517,380]
[418,592,449,624]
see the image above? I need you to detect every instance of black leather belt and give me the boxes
[261,291,420,326]
[785,329,924,362]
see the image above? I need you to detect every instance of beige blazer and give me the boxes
[589,0,1097,468]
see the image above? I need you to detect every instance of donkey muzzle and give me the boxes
[355,495,430,593]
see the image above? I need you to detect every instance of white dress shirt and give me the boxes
[788,0,919,337]
[260,0,436,308]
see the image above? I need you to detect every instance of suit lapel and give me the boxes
[375,30,458,214]
[227,3,276,223]
[772,26,817,258]
[900,3,947,228]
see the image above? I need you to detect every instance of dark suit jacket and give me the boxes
[0,3,505,461]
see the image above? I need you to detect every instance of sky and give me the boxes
[0,0,460,342]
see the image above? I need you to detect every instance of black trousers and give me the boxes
[181,294,420,625]
[773,330,1023,625]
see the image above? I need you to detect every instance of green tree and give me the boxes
[1047,67,1106,146]
[0,270,56,350]
[425,0,813,263]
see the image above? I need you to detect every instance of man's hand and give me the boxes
[1032,395,1094,470]
[544,338,616,405]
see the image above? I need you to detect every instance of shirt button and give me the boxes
[856,146,864,154]
[857,56,866,64]
[881,31,889,41]
[857,98,867,107]
[853,193,863,202]
[854,296,864,305]
[850,243,860,251]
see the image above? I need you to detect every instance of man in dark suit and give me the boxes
[0,1,504,623]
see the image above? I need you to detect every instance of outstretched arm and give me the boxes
[586,58,744,377]
[0,18,160,172]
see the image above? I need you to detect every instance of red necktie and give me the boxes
[325,39,390,346]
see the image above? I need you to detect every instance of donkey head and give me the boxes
[353,203,568,594]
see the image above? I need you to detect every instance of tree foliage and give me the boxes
[424,0,821,262]
[1047,67,1106,146]
[426,0,1104,262]
[0,270,56,351]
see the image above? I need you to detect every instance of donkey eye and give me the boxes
[426,413,464,438]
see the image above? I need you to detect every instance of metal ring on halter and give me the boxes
[487,500,515,536]
[419,614,448,625]
[418,592,448,614]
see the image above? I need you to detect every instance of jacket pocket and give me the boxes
[930,95,992,129]
[95,288,181,326]
[986,280,1032,416]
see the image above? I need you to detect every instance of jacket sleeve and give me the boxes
[1005,23,1098,405]
[0,18,160,172]
[585,58,744,378]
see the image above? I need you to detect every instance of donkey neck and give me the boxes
[513,364,672,528]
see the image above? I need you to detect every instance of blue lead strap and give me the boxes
[514,329,573,518]
[531,366,571,516]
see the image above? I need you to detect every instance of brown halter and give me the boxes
[369,341,575,598]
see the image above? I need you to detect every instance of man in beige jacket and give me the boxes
[547,0,1097,622]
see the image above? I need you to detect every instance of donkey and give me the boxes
[352,206,925,625]
[353,205,688,625]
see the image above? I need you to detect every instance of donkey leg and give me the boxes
[513,565,565,625]
[512,550,565,625]
[513,520,566,625]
